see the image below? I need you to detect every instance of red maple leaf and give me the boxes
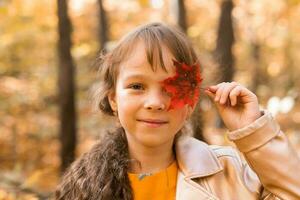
[160,60,203,110]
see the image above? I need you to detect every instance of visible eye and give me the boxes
[128,83,144,90]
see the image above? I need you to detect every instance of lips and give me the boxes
[137,119,168,124]
[137,119,168,128]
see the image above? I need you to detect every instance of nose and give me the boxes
[144,89,169,111]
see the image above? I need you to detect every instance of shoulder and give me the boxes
[175,136,261,193]
[208,144,261,193]
[176,135,244,169]
[176,135,245,168]
[209,144,245,168]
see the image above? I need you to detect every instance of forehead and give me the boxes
[119,41,176,78]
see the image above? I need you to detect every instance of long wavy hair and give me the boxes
[55,22,199,200]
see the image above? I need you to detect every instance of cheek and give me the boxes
[172,106,189,122]
[116,92,137,113]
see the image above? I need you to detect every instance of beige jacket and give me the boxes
[175,110,300,200]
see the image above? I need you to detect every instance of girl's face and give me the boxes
[108,41,192,148]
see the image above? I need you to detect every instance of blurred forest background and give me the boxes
[1,0,300,199]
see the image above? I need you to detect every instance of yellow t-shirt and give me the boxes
[128,161,178,200]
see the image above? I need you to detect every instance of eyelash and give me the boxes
[128,83,144,90]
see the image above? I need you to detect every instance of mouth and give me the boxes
[137,119,168,127]
[137,119,168,123]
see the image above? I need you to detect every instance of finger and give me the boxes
[206,84,220,93]
[219,82,239,105]
[204,89,215,100]
[214,83,226,102]
[229,85,257,105]
[229,85,242,106]
[207,86,216,93]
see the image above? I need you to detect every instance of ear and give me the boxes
[108,91,117,112]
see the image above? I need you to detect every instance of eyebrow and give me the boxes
[123,74,148,81]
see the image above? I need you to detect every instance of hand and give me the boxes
[205,82,261,131]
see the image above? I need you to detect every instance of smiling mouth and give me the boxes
[137,119,168,126]
[137,119,168,123]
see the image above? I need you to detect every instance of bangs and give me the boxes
[110,23,198,73]
[114,29,169,73]
[135,23,198,71]
[138,28,168,72]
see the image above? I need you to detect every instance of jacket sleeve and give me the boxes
[227,110,300,200]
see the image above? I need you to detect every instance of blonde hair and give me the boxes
[94,22,199,116]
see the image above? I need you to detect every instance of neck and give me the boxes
[127,138,175,174]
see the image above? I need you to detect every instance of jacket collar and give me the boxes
[175,136,223,178]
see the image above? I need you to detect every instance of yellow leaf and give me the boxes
[138,0,149,7]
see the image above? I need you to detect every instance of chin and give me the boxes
[138,135,175,148]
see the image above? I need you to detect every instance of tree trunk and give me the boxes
[177,0,187,33]
[97,0,109,52]
[250,41,261,93]
[57,0,77,173]
[214,0,235,128]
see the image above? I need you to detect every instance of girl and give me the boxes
[56,23,300,200]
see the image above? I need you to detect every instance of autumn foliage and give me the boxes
[161,60,202,110]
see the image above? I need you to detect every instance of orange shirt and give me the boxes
[128,161,178,200]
